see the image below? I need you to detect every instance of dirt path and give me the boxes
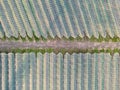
[0,40,120,52]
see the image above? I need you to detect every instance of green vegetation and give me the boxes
[1,33,120,42]
[1,48,120,55]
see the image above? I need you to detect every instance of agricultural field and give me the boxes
[0,53,120,90]
[0,0,120,90]
[0,0,120,39]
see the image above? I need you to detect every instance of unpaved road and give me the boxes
[0,40,120,52]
